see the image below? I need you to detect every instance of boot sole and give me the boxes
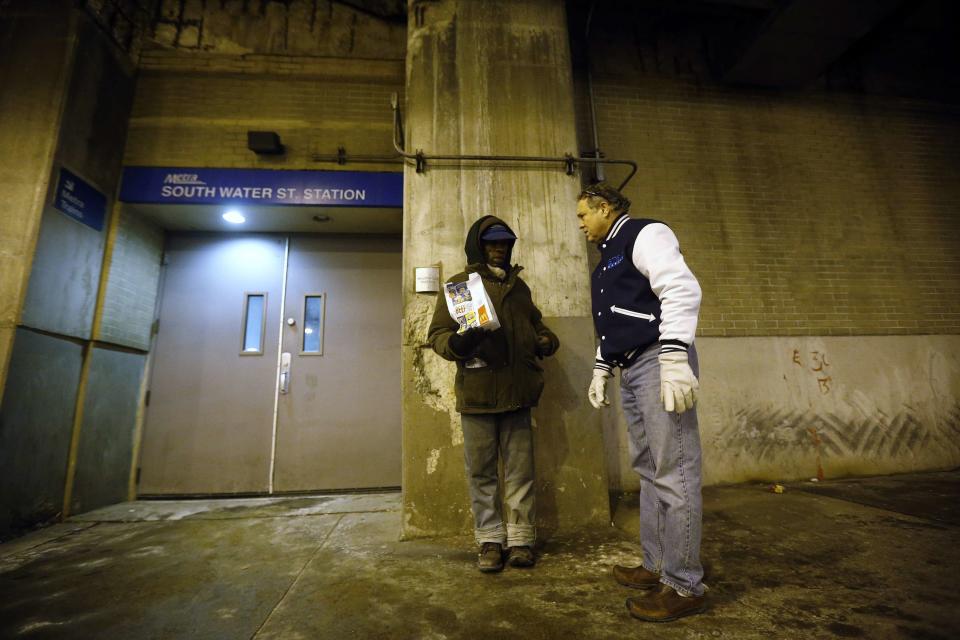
[508,559,535,568]
[478,564,504,573]
[626,602,706,622]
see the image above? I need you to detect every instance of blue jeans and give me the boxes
[620,343,704,596]
[460,409,536,547]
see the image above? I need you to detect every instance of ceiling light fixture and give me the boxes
[223,209,246,224]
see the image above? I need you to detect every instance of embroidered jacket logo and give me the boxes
[605,254,624,270]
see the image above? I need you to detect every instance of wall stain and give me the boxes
[718,403,960,470]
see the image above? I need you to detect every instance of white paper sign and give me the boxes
[415,266,440,293]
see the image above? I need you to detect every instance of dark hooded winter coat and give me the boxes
[428,215,560,414]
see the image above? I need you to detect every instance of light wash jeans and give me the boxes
[620,343,704,596]
[460,408,536,547]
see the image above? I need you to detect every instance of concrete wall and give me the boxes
[152,0,405,57]
[125,56,403,171]
[579,18,960,490]
[124,0,405,172]
[603,336,960,492]
[0,0,75,403]
[401,0,609,539]
[0,8,152,539]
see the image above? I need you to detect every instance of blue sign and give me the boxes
[54,167,108,231]
[119,167,403,207]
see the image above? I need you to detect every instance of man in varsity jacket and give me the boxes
[576,181,706,622]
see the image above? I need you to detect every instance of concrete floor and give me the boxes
[1,472,958,639]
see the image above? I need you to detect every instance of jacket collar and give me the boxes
[603,213,632,242]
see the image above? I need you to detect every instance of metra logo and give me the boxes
[606,254,624,270]
[163,173,206,186]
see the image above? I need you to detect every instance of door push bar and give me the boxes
[279,352,291,395]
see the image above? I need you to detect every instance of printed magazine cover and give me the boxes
[443,272,501,334]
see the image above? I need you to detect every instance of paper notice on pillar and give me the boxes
[443,272,501,334]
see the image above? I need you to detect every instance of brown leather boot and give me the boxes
[612,564,660,589]
[626,583,706,622]
[477,542,504,573]
[507,546,535,568]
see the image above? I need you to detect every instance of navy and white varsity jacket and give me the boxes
[592,213,701,374]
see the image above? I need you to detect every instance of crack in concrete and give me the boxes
[250,513,345,639]
[0,522,100,562]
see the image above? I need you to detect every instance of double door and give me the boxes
[138,233,401,495]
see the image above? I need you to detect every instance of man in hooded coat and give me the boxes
[428,215,559,573]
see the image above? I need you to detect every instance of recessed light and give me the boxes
[223,210,245,224]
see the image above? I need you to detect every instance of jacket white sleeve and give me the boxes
[632,223,701,354]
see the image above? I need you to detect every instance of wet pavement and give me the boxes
[1,471,958,639]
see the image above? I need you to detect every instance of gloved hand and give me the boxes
[448,327,485,357]
[659,351,699,413]
[587,369,613,409]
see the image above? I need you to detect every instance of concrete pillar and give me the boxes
[401,0,609,538]
[0,1,76,405]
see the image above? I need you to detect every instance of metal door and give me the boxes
[139,234,285,494]
[138,233,401,495]
[272,235,402,491]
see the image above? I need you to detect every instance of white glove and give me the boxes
[659,351,699,414]
[588,370,612,409]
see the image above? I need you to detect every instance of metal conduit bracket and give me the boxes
[390,98,637,190]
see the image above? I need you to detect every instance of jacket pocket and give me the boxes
[461,366,497,408]
[520,358,545,406]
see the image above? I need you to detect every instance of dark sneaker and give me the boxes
[613,564,660,589]
[507,546,535,568]
[477,542,504,573]
[626,583,706,622]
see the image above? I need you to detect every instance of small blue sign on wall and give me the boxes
[119,167,403,207]
[54,167,108,231]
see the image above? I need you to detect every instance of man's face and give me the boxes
[577,198,614,243]
[482,240,511,268]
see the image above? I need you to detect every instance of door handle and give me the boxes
[279,352,292,394]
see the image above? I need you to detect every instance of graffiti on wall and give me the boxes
[792,348,832,394]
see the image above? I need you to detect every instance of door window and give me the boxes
[241,293,267,354]
[301,294,325,355]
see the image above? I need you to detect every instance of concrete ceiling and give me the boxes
[125,203,402,235]
[333,0,406,21]
[720,0,906,87]
[572,0,959,98]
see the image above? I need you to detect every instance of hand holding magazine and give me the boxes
[443,272,501,334]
